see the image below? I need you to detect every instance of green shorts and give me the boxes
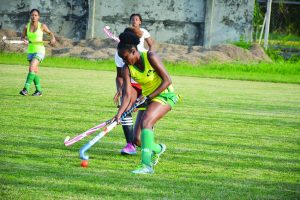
[152,92,179,108]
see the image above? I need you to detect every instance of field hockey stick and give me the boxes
[2,36,26,44]
[2,36,50,44]
[103,26,120,42]
[79,98,147,160]
[64,119,113,147]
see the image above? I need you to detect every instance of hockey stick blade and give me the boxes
[103,26,120,42]
[64,119,112,147]
[79,98,147,160]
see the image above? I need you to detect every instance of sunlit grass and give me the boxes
[1,52,299,84]
[0,64,299,199]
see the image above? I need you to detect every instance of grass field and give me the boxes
[0,63,299,199]
[1,52,300,84]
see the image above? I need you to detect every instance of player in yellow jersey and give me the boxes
[113,31,179,174]
[115,14,154,155]
[19,9,56,96]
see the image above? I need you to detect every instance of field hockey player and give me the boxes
[19,8,56,96]
[114,14,154,155]
[114,32,179,174]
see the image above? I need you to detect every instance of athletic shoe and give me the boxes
[19,88,28,96]
[132,164,154,174]
[121,143,136,155]
[32,91,42,96]
[152,144,167,166]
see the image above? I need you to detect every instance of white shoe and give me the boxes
[132,164,154,174]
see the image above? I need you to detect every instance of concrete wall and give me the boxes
[204,0,254,48]
[0,0,87,41]
[87,0,206,46]
[0,0,255,47]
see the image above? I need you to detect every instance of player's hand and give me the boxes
[50,38,56,45]
[22,38,28,45]
[136,96,151,107]
[113,91,122,106]
[111,114,121,124]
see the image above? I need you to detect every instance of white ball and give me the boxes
[2,36,7,40]
[105,25,110,30]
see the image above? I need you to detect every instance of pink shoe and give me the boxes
[121,143,137,155]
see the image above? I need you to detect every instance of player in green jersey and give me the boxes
[113,31,179,174]
[19,8,56,96]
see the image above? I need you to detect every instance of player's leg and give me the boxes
[132,102,171,174]
[141,102,170,163]
[120,112,135,154]
[133,110,144,147]
[132,92,179,174]
[120,85,139,155]
[32,53,44,96]
[20,54,37,95]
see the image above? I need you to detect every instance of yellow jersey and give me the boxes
[27,22,45,54]
[128,51,174,96]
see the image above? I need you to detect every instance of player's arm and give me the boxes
[114,66,123,105]
[41,23,56,44]
[21,25,27,41]
[147,51,171,99]
[116,66,132,120]
[145,37,154,51]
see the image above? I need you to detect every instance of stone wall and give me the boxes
[87,0,206,46]
[0,0,87,41]
[0,0,255,47]
[204,0,254,48]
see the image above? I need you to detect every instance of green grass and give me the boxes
[1,52,300,84]
[0,64,299,199]
[165,61,300,84]
[0,52,114,71]
[269,33,300,43]
[232,40,252,50]
[268,33,300,49]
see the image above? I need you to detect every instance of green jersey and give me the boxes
[27,22,45,54]
[128,51,174,96]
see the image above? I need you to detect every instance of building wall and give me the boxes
[0,0,87,41]
[0,0,254,47]
[87,0,206,46]
[204,0,254,48]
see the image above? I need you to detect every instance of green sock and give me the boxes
[33,75,42,91]
[153,142,162,154]
[24,72,36,91]
[141,128,161,166]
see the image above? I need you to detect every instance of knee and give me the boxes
[29,66,38,73]
[141,118,153,129]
